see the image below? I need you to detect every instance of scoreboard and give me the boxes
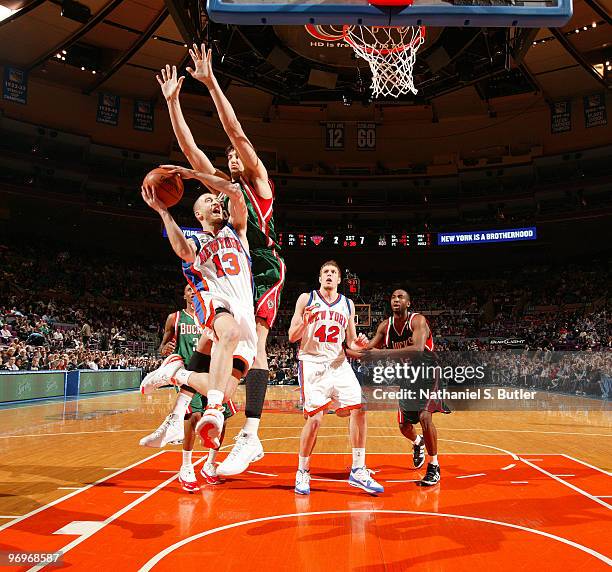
[164,227,535,249]
[277,232,433,249]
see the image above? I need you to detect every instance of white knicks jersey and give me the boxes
[298,290,352,363]
[190,224,254,311]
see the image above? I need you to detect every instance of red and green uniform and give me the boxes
[227,177,286,328]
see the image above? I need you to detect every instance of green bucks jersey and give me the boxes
[173,310,203,363]
[225,177,279,252]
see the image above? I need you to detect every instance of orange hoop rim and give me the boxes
[342,24,426,55]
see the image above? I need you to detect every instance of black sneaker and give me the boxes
[413,439,425,469]
[417,463,440,487]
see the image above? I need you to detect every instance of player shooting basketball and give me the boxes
[149,46,286,477]
[140,172,258,469]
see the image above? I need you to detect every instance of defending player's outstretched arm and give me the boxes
[157,64,229,185]
[186,43,271,197]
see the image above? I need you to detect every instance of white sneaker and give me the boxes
[295,469,310,495]
[216,430,264,476]
[139,413,184,448]
[201,462,223,485]
[178,464,200,493]
[348,467,384,495]
[140,354,184,395]
[195,408,224,449]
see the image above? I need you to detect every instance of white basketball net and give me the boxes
[343,26,426,98]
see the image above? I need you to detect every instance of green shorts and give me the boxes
[185,393,236,420]
[252,248,285,328]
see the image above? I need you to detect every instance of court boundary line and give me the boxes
[26,456,206,572]
[0,451,167,532]
[562,454,611,476]
[139,509,612,570]
[520,457,611,511]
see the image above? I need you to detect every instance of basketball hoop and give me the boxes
[343,25,426,98]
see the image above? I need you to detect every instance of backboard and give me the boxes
[207,0,573,28]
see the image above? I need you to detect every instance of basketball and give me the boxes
[143,167,184,207]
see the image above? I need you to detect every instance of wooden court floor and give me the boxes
[0,387,610,571]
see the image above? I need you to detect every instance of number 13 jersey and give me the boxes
[298,290,352,363]
[190,224,254,312]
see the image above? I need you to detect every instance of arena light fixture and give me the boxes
[0,5,17,22]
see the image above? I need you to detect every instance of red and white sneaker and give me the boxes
[178,464,200,493]
[140,354,184,395]
[195,407,224,449]
[201,462,223,485]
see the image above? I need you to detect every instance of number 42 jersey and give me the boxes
[298,290,352,363]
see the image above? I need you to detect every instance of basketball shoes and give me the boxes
[196,406,225,449]
[201,462,223,485]
[413,437,426,469]
[216,430,264,476]
[417,463,441,487]
[140,354,184,395]
[294,469,311,495]
[139,413,184,447]
[178,464,200,493]
[348,467,384,495]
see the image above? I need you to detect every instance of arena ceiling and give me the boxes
[0,0,610,108]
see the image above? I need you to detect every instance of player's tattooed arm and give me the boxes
[345,299,369,351]
[159,313,177,356]
[288,293,314,343]
[186,43,269,191]
[141,185,196,263]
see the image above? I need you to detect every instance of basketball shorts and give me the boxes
[298,357,363,417]
[185,393,237,420]
[208,297,257,374]
[397,357,451,424]
[252,247,285,329]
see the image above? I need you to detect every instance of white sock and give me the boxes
[172,393,191,417]
[182,450,192,467]
[243,418,260,435]
[352,448,366,469]
[207,449,217,465]
[412,435,423,446]
[298,456,310,471]
[207,389,224,407]
[430,454,439,466]
[174,368,192,386]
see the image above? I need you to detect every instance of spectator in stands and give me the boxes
[82,322,92,347]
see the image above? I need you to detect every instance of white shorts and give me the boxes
[298,357,363,417]
[208,296,257,375]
